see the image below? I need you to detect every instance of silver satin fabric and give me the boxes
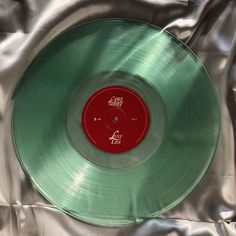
[0,0,236,235]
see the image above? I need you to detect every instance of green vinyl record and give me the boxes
[12,19,220,226]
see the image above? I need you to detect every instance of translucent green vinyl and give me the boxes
[12,19,220,226]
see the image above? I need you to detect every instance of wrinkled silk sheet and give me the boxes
[0,0,236,235]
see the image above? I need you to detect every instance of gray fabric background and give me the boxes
[0,0,236,235]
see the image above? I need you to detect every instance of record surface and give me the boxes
[12,19,220,226]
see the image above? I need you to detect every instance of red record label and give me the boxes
[81,86,150,153]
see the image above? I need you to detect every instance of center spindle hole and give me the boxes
[112,115,119,123]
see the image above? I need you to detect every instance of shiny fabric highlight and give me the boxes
[0,0,236,235]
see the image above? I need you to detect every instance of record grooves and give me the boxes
[12,19,220,226]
